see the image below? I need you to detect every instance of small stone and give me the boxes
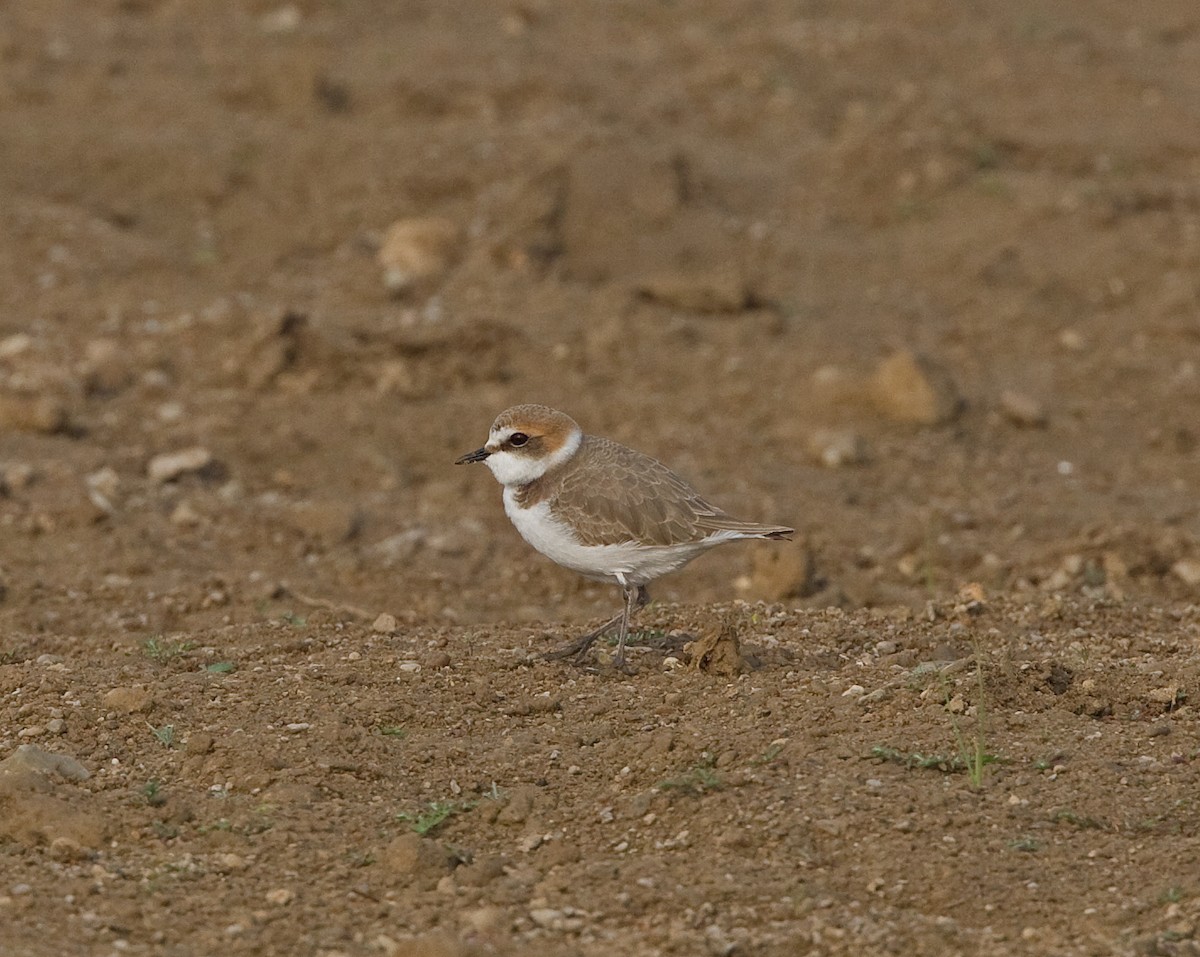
[260,4,301,33]
[3,463,36,491]
[684,625,747,676]
[807,428,869,468]
[372,613,398,634]
[265,888,294,906]
[518,833,544,853]
[637,266,752,313]
[377,217,462,297]
[102,686,154,715]
[86,467,120,501]
[529,908,564,929]
[705,924,736,957]
[1058,328,1086,351]
[80,339,134,396]
[148,447,214,483]
[424,651,451,669]
[377,833,453,884]
[0,745,90,781]
[461,907,505,935]
[240,310,306,390]
[186,732,215,755]
[46,719,66,735]
[398,661,421,673]
[875,640,898,655]
[48,837,89,862]
[945,694,966,714]
[1171,559,1200,587]
[17,727,44,738]
[842,684,866,698]
[740,538,816,602]
[0,333,32,358]
[1147,686,1183,706]
[170,500,203,528]
[289,500,361,544]
[457,855,506,888]
[999,390,1047,427]
[869,350,963,425]
[0,395,69,435]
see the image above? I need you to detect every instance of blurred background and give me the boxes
[1,0,1199,637]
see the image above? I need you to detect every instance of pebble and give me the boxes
[102,686,155,715]
[1171,558,1200,587]
[869,350,963,425]
[0,333,32,358]
[529,907,585,932]
[807,428,869,468]
[0,744,90,781]
[741,539,814,602]
[377,217,462,296]
[80,339,133,396]
[637,267,752,313]
[260,4,301,33]
[378,833,453,883]
[17,727,44,738]
[46,719,66,735]
[148,447,214,483]
[170,500,203,528]
[48,837,88,862]
[265,888,295,905]
[86,467,120,501]
[999,390,1047,427]
[372,613,398,634]
[1147,686,1182,705]
[0,395,69,434]
[186,732,215,755]
[424,651,451,669]
[3,463,36,491]
[398,661,421,673]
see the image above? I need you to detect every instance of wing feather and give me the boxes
[547,436,792,547]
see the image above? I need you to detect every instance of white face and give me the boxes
[483,426,581,487]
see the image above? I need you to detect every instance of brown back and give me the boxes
[513,435,792,547]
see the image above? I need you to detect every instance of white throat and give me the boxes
[484,427,581,487]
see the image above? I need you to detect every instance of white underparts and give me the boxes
[502,495,746,586]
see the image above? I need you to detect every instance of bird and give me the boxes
[455,404,793,668]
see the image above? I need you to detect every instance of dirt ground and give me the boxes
[2,1,1200,954]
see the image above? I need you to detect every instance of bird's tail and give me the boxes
[702,517,794,540]
[757,525,794,541]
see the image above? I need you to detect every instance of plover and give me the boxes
[455,404,793,667]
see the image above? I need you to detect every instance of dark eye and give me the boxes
[509,432,529,447]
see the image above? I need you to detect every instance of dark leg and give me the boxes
[611,583,649,669]
[543,585,650,665]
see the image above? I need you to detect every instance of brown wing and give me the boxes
[547,435,791,547]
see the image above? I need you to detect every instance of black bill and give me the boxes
[455,447,490,464]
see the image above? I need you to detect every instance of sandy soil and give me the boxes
[1,1,1199,955]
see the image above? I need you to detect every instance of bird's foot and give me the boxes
[542,635,598,662]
